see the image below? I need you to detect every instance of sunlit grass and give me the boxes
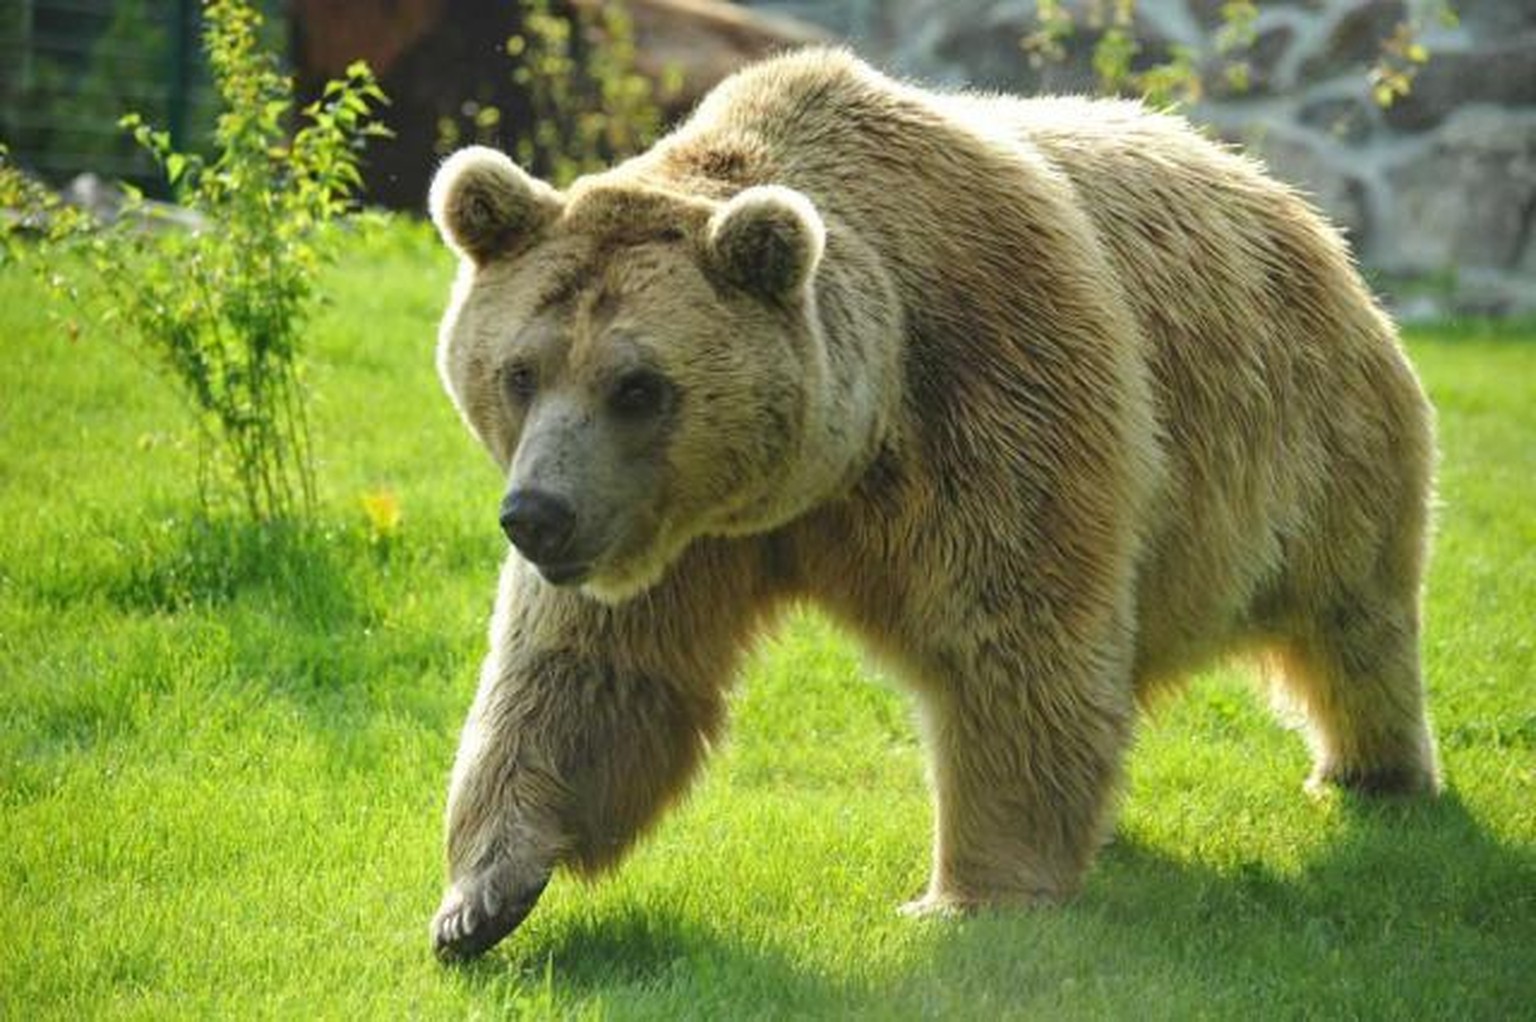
[2,228,1532,1017]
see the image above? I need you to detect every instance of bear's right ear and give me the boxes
[706,185,826,300]
[429,146,563,265]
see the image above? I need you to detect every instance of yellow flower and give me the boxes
[360,489,401,541]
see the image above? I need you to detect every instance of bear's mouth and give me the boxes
[535,561,591,586]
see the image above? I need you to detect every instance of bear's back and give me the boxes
[941,92,1377,342]
[928,91,1429,684]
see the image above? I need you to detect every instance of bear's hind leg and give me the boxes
[1274,590,1439,797]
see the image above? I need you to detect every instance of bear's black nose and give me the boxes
[499,488,578,565]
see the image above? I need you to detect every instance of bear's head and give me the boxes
[430,146,861,602]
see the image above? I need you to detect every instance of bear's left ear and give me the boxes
[429,146,563,265]
[706,186,826,300]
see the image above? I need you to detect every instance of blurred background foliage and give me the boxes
[3,0,1533,319]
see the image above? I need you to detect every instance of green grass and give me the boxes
[3,226,1533,1018]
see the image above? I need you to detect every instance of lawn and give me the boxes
[2,224,1532,1019]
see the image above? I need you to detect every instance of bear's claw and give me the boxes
[431,875,549,963]
[899,893,973,919]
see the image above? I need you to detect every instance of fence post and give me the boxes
[168,0,195,152]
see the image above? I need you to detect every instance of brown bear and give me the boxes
[425,48,1439,961]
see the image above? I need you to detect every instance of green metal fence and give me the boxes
[0,0,280,191]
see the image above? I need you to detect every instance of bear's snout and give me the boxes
[500,488,582,577]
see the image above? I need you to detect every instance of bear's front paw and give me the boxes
[430,870,550,963]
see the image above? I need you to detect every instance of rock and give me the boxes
[1381,36,1536,132]
[1453,0,1536,41]
[1450,269,1536,318]
[931,3,1100,93]
[59,172,123,222]
[1251,130,1372,244]
[835,0,1193,93]
[1298,95,1375,145]
[1205,22,1297,98]
[1185,0,1321,32]
[734,0,878,38]
[1384,291,1447,325]
[736,0,1536,317]
[1298,0,1405,82]
[589,0,830,112]
[58,172,206,232]
[1384,107,1536,272]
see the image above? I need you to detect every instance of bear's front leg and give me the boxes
[429,670,569,962]
[431,556,751,961]
[906,645,1135,914]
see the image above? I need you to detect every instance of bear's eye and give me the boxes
[608,369,672,419]
[502,363,538,404]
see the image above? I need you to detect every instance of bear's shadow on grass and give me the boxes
[908,789,1535,1012]
[453,908,850,1012]
[458,791,1533,1013]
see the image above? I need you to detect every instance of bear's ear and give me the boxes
[429,146,563,264]
[706,186,826,299]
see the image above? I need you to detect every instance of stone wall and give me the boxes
[743,0,1536,318]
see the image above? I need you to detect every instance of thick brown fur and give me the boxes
[426,50,1438,959]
